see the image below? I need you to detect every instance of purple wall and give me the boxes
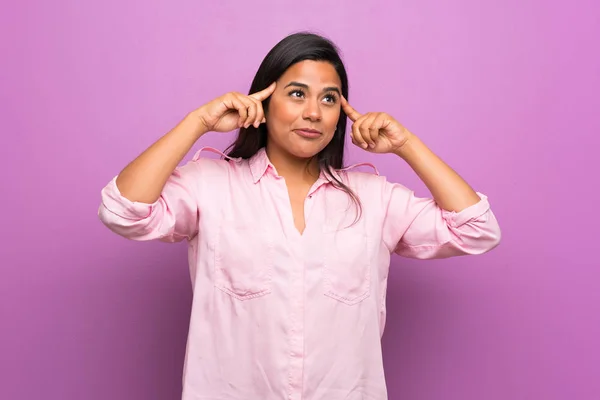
[2,1,599,399]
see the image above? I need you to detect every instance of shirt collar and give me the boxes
[248,147,343,184]
[248,148,274,183]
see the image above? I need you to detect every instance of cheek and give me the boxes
[268,99,298,127]
[324,108,341,136]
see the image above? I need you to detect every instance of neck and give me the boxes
[265,145,320,184]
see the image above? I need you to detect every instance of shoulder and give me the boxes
[340,166,414,202]
[189,154,230,176]
[338,165,388,192]
[171,149,248,194]
[185,147,247,178]
[334,169,388,209]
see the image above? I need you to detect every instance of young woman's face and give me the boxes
[266,60,342,160]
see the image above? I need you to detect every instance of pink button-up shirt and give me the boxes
[99,147,501,400]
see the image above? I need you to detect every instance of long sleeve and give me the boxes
[98,161,201,242]
[381,180,501,259]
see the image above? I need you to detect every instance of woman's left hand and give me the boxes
[341,96,413,154]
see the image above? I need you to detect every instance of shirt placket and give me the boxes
[289,182,329,399]
[270,175,329,400]
[287,242,305,400]
[268,174,304,399]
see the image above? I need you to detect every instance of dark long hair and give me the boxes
[226,32,361,219]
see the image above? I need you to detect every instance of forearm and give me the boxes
[116,112,208,203]
[394,134,481,212]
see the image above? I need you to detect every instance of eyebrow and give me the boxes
[284,81,341,96]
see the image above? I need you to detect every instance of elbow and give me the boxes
[97,178,162,240]
[465,217,502,255]
[98,203,138,239]
[481,210,502,252]
[97,202,159,241]
[448,212,501,256]
[478,226,502,254]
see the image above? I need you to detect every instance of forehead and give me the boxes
[278,60,341,89]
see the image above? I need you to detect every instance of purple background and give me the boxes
[2,1,599,399]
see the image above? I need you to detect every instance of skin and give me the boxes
[341,97,481,212]
[115,60,480,235]
[263,61,343,233]
[264,61,342,179]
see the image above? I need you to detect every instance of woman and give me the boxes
[99,32,501,400]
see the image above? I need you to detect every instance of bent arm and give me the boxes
[394,135,481,213]
[116,112,207,204]
[98,112,208,242]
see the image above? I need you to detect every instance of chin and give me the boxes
[284,134,330,158]
[286,142,327,160]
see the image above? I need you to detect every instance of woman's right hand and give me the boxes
[195,82,276,133]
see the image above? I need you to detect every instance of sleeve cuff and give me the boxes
[100,176,158,220]
[441,192,491,228]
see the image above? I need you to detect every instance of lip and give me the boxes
[293,128,322,139]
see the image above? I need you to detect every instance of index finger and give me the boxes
[341,96,362,122]
[250,82,276,101]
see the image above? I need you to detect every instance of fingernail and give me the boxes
[362,143,368,149]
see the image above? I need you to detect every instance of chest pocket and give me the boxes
[214,220,274,300]
[193,147,274,301]
[321,201,371,306]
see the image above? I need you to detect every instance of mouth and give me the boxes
[293,128,322,139]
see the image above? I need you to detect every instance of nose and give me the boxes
[302,99,322,122]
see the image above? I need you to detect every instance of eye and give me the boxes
[323,92,338,104]
[288,89,305,99]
